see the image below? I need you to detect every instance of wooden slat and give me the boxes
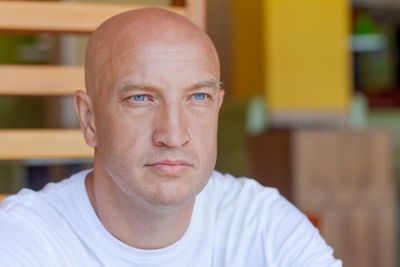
[187,0,207,30]
[172,0,185,6]
[0,129,93,160]
[0,194,8,205]
[0,65,84,96]
[0,1,187,34]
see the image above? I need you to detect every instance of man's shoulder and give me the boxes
[206,170,316,235]
[208,170,282,204]
[206,171,294,220]
[204,171,341,266]
[0,169,92,266]
[0,169,90,224]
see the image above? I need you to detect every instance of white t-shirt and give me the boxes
[0,170,341,266]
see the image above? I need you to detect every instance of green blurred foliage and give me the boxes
[216,100,250,177]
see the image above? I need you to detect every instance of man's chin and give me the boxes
[146,192,195,209]
[142,181,201,209]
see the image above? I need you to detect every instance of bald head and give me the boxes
[85,7,220,97]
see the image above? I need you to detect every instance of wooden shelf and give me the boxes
[0,1,186,34]
[0,65,84,96]
[0,129,93,160]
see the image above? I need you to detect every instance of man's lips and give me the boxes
[145,160,192,176]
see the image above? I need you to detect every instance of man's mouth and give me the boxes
[145,160,192,176]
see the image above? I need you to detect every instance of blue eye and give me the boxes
[132,95,147,101]
[193,93,206,100]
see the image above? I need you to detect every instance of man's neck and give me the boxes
[85,171,195,250]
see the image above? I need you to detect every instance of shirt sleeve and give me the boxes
[265,195,342,267]
[0,210,49,267]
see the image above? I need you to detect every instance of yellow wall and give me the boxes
[264,0,351,111]
[232,0,351,112]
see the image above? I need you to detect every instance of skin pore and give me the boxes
[74,8,224,249]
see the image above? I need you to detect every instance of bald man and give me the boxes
[0,8,341,267]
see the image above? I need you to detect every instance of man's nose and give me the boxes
[152,105,190,148]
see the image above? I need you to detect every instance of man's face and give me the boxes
[92,38,223,208]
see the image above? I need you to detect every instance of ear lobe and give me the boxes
[74,90,97,148]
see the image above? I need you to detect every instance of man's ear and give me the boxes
[218,89,225,109]
[74,90,97,148]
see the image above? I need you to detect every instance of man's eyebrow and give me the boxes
[190,80,223,91]
[115,82,154,92]
[114,82,156,97]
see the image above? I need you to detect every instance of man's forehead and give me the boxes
[85,8,220,97]
[112,39,206,63]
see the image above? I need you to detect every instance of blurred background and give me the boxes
[0,0,399,266]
